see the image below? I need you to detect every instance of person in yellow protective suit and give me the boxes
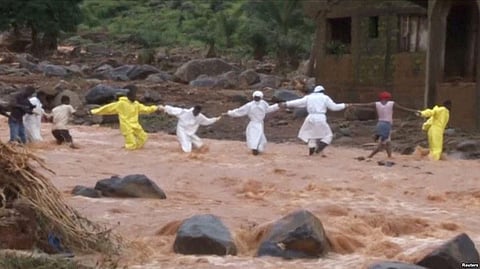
[416,100,451,160]
[90,85,160,150]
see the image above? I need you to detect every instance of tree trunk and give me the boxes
[42,32,58,55]
[30,26,42,57]
[206,41,217,58]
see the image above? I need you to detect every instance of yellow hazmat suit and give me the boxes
[420,105,450,160]
[91,97,158,150]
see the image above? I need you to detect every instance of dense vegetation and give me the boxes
[80,0,315,68]
[0,0,315,69]
[0,0,83,55]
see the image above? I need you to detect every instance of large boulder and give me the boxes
[173,214,237,256]
[53,90,82,109]
[126,64,161,80]
[94,174,166,199]
[272,89,302,102]
[368,261,428,269]
[85,84,128,105]
[174,58,239,83]
[107,64,161,81]
[450,140,480,159]
[257,210,330,259]
[251,74,283,89]
[189,75,219,88]
[71,185,102,198]
[239,69,260,87]
[145,72,174,83]
[416,233,480,269]
[37,62,69,77]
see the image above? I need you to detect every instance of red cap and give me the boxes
[379,91,392,100]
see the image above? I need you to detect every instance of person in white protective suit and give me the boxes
[23,96,45,142]
[224,91,279,155]
[280,85,350,156]
[159,104,221,153]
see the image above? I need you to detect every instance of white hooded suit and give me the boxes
[285,86,346,145]
[165,105,219,152]
[227,93,279,152]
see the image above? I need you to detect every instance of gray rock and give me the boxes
[239,69,260,86]
[146,72,173,83]
[189,75,218,88]
[456,140,480,152]
[368,261,427,269]
[108,65,131,81]
[174,214,237,256]
[416,233,480,269]
[94,174,166,199]
[257,209,330,259]
[38,63,69,77]
[272,89,301,102]
[126,64,161,80]
[251,74,283,89]
[141,89,162,103]
[92,64,113,79]
[174,58,239,83]
[294,108,308,118]
[85,84,128,105]
[71,185,101,198]
[53,90,82,109]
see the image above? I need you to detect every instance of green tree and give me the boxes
[241,0,314,69]
[0,0,83,56]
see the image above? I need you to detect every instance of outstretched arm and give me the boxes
[198,114,220,126]
[285,96,308,108]
[164,105,185,117]
[91,102,119,115]
[350,102,375,107]
[266,103,280,113]
[137,103,159,114]
[227,103,250,117]
[326,97,347,111]
[394,103,418,113]
[419,108,434,118]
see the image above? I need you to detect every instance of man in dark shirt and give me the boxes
[8,86,36,144]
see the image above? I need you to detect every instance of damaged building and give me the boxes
[304,0,479,129]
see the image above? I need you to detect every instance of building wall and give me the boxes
[436,83,476,129]
[318,12,426,110]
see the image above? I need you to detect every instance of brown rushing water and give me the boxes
[3,119,480,269]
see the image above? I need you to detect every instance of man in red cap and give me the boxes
[352,91,417,158]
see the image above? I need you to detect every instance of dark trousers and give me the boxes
[52,129,72,144]
[8,118,26,144]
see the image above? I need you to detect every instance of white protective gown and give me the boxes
[23,97,44,142]
[286,92,346,144]
[227,100,279,152]
[165,105,218,152]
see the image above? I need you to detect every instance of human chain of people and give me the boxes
[1,84,451,161]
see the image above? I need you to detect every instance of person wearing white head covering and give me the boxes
[224,90,279,155]
[159,104,221,153]
[280,85,349,156]
[23,96,45,142]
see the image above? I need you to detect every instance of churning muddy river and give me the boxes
[3,121,479,269]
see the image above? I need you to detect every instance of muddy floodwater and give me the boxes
[3,120,480,269]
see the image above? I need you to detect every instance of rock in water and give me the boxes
[257,209,330,259]
[368,261,428,269]
[173,214,237,256]
[71,185,101,198]
[416,233,480,269]
[94,174,166,199]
